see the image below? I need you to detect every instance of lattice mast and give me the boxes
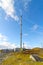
[20,16,22,49]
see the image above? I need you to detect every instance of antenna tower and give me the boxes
[20,16,22,49]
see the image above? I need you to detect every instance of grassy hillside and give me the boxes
[32,48,43,57]
[0,50,2,53]
[1,52,43,65]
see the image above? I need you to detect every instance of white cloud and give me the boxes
[0,41,17,49]
[32,24,39,31]
[0,0,19,21]
[22,0,32,10]
[0,33,7,41]
[24,33,28,37]
[0,33,17,49]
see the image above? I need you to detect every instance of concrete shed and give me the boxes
[30,54,43,62]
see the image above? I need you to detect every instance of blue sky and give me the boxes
[0,0,43,49]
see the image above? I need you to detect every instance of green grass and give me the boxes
[1,52,43,65]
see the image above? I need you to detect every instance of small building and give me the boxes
[30,55,36,61]
[30,54,43,62]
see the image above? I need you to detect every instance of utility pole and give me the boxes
[20,16,22,49]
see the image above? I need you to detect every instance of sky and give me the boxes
[0,0,43,49]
